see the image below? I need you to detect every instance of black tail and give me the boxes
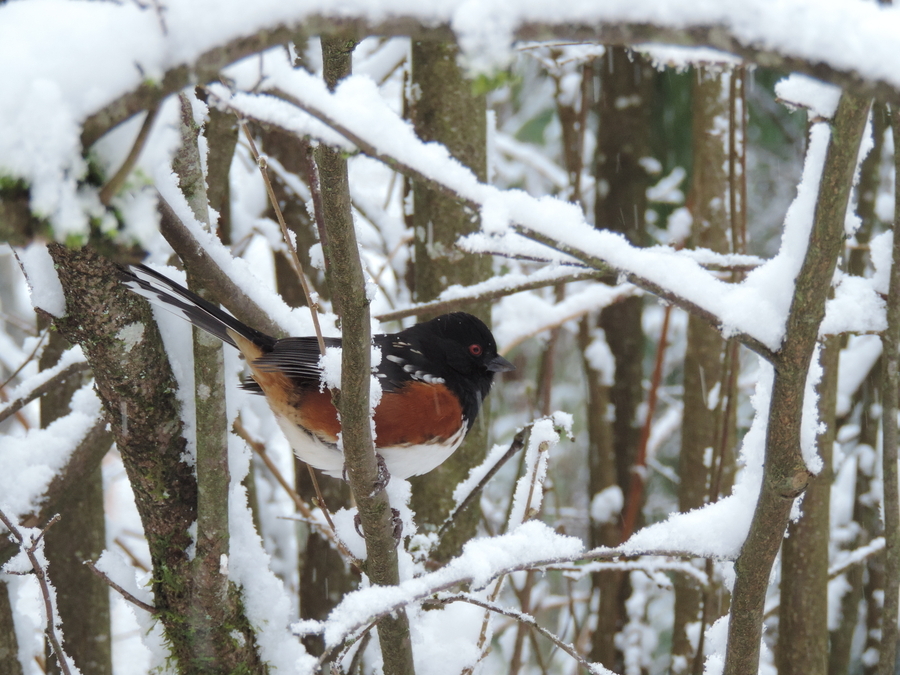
[120,264,275,351]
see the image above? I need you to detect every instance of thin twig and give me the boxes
[233,417,358,566]
[328,621,376,674]
[305,144,331,278]
[113,536,149,573]
[84,560,158,614]
[99,103,160,206]
[0,361,92,426]
[317,619,378,672]
[375,269,604,323]
[0,510,72,675]
[620,303,672,542]
[437,426,529,540]
[0,326,49,391]
[435,593,608,674]
[239,119,326,355]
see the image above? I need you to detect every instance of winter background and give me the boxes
[0,1,898,674]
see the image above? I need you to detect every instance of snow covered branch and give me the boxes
[0,511,75,675]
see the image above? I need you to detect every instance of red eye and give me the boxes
[469,344,483,356]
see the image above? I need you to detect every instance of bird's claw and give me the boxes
[353,508,403,547]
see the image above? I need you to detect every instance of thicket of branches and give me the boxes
[1,5,899,675]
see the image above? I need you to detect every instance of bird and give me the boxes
[120,264,514,481]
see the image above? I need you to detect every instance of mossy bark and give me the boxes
[317,35,415,675]
[724,93,870,675]
[590,46,654,671]
[672,66,735,674]
[408,38,492,562]
[778,336,838,674]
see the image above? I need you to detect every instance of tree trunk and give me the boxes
[778,336,838,674]
[672,65,735,674]
[590,45,654,671]
[41,328,112,675]
[408,38,492,562]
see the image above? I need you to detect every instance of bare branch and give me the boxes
[99,104,160,206]
[239,120,327,353]
[437,426,528,540]
[156,191,285,338]
[0,511,73,675]
[435,593,611,675]
[0,361,91,426]
[375,269,603,323]
[84,560,158,615]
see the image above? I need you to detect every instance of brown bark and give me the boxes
[407,38,492,562]
[778,336,839,675]
[876,109,900,675]
[293,33,356,657]
[590,46,654,671]
[317,34,415,675]
[41,329,112,675]
[672,65,734,674]
[724,92,870,675]
[0,581,22,675]
[47,244,263,673]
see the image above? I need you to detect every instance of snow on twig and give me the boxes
[0,511,78,675]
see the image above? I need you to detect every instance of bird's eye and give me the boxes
[469,344,483,356]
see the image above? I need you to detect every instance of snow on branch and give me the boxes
[210,74,785,358]
[0,511,78,675]
[0,346,88,425]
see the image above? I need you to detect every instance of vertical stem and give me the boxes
[724,92,870,675]
[408,38,491,562]
[777,336,838,675]
[317,34,415,675]
[877,109,900,675]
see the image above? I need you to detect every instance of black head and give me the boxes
[393,312,514,426]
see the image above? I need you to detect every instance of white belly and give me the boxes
[274,414,466,480]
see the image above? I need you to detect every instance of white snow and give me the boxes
[775,73,841,118]
[322,520,584,649]
[16,242,66,317]
[0,383,103,519]
[590,486,625,525]
[620,359,774,559]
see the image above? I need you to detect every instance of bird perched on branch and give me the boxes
[121,264,514,480]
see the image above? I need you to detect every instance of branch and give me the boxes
[0,511,73,675]
[235,85,778,362]
[317,532,732,660]
[434,593,613,675]
[375,268,603,323]
[79,14,900,151]
[437,426,528,540]
[724,92,871,675]
[239,120,326,353]
[156,191,285,338]
[512,226,778,361]
[877,108,900,675]
[315,34,415,675]
[98,103,160,206]
[0,360,91,426]
[84,560,158,615]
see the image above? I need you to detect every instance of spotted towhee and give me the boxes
[121,264,514,480]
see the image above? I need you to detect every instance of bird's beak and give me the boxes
[486,355,515,373]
